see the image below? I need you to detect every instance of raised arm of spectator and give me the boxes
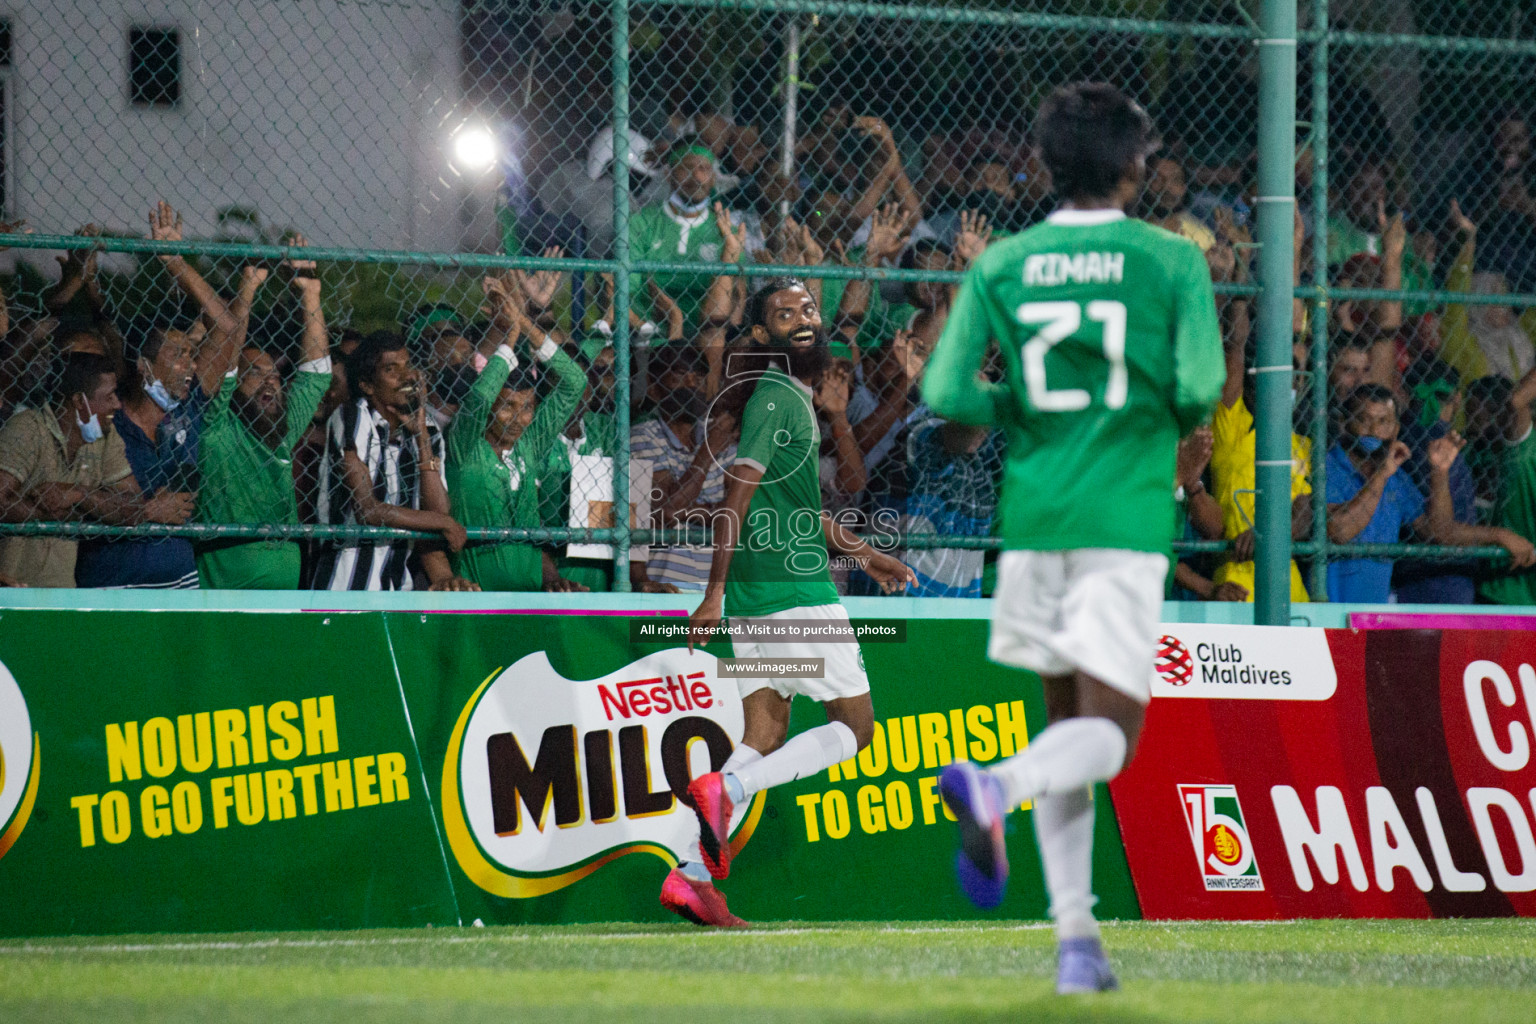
[855,329,924,455]
[851,117,922,226]
[816,360,866,495]
[149,202,240,394]
[285,237,328,368]
[1510,365,1536,443]
[951,210,992,303]
[699,204,748,398]
[44,224,100,315]
[834,204,908,349]
[517,333,587,468]
[1177,427,1225,540]
[1412,433,1536,565]
[1370,204,1406,342]
[513,246,565,331]
[231,264,269,357]
[786,217,827,311]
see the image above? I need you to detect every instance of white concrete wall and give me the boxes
[6,0,465,252]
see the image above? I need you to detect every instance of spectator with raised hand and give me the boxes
[312,330,472,591]
[0,353,193,587]
[196,239,334,590]
[696,202,750,399]
[629,142,729,336]
[1480,365,1536,605]
[446,273,585,592]
[843,115,923,235]
[1326,383,1532,602]
[632,345,737,593]
[1439,198,1536,386]
[44,225,120,361]
[75,201,242,589]
[1211,328,1314,603]
[824,202,911,359]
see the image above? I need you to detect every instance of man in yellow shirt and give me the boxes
[1211,333,1315,601]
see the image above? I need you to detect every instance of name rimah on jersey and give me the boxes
[1024,252,1125,286]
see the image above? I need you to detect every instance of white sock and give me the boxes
[721,744,763,803]
[987,717,1126,807]
[728,722,857,800]
[1034,787,1100,941]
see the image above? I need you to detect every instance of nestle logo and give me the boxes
[1156,635,1195,686]
[598,673,714,721]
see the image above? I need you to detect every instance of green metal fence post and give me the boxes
[610,0,633,592]
[1309,0,1331,601]
[1254,0,1298,625]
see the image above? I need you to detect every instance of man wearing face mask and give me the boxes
[629,143,728,335]
[76,202,245,589]
[631,345,738,592]
[0,353,194,587]
[446,274,585,592]
[1325,384,1534,601]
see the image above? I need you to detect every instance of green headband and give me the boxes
[406,306,460,348]
[828,340,854,361]
[669,143,715,165]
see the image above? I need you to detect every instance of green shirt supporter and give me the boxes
[923,210,1226,554]
[1481,427,1536,605]
[725,368,841,617]
[821,247,917,353]
[196,366,332,589]
[537,409,617,592]
[629,202,724,334]
[1325,212,1435,317]
[447,339,584,591]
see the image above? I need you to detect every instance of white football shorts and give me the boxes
[988,548,1169,704]
[729,603,871,703]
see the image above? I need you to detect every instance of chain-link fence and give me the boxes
[0,0,1533,605]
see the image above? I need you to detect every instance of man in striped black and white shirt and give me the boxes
[311,332,478,591]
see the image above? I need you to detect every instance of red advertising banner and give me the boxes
[1112,625,1536,919]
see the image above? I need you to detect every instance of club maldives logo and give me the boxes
[0,659,40,863]
[1149,624,1338,701]
[441,649,762,898]
[1179,783,1263,891]
[1155,635,1195,686]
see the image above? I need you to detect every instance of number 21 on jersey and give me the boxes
[1016,300,1128,412]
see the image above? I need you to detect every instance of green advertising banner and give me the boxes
[0,609,1140,935]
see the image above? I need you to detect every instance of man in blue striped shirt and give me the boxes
[631,346,737,591]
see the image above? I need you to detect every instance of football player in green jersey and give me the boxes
[657,277,917,928]
[924,83,1226,992]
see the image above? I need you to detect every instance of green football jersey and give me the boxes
[1480,429,1536,605]
[629,202,724,332]
[726,368,840,618]
[923,209,1225,554]
[196,368,331,590]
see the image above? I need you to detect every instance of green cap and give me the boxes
[405,305,460,348]
[828,339,854,361]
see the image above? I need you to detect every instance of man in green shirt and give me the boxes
[921,83,1225,993]
[660,277,916,929]
[446,276,585,591]
[629,144,725,334]
[1480,366,1536,604]
[197,255,332,590]
[537,345,617,592]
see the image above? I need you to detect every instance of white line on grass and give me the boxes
[0,923,1055,956]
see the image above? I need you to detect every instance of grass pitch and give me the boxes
[2,919,1534,1023]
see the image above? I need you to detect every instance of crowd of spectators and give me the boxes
[4,82,1536,605]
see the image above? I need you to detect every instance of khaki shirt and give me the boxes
[0,407,133,587]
